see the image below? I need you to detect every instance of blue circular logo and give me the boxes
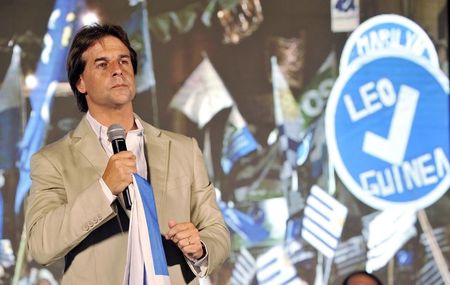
[326,52,450,210]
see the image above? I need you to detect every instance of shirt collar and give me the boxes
[86,111,144,142]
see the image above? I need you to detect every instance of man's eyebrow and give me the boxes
[94,56,108,63]
[94,54,130,63]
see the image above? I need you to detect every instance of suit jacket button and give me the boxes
[82,225,89,231]
[88,221,94,227]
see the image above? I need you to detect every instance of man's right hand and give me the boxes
[102,151,137,195]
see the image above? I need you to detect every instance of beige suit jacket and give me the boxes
[25,116,230,285]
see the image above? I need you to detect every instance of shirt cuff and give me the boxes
[99,178,117,205]
[185,241,208,277]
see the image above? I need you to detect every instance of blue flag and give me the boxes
[14,0,81,214]
[219,200,269,244]
[0,45,23,170]
[221,106,259,174]
[125,0,156,93]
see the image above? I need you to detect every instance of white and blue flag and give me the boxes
[231,247,256,285]
[124,174,171,285]
[256,246,303,285]
[301,185,348,258]
[219,200,269,244]
[221,106,259,174]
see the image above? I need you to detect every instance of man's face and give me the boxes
[76,36,136,112]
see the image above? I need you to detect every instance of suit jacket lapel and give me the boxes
[72,116,109,176]
[141,121,170,220]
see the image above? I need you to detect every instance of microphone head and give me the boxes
[107,124,126,141]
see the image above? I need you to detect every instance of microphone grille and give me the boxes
[107,124,126,141]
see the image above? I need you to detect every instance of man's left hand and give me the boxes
[165,220,204,260]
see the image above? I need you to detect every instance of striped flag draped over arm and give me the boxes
[123,174,171,285]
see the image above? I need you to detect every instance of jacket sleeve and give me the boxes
[25,151,116,265]
[188,138,231,275]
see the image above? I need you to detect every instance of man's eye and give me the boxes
[120,59,130,65]
[97,62,107,69]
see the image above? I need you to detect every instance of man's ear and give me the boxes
[76,76,86,94]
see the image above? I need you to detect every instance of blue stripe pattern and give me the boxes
[134,174,169,276]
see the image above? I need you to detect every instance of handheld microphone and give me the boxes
[107,124,132,210]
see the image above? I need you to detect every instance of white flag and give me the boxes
[231,247,256,285]
[169,57,233,128]
[334,235,366,277]
[365,208,417,272]
[301,185,348,258]
[256,246,303,285]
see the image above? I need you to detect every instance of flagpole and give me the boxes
[387,258,394,285]
[11,224,26,285]
[417,209,450,284]
[142,0,159,127]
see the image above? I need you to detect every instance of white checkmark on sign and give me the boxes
[362,85,419,165]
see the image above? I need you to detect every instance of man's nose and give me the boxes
[111,61,123,77]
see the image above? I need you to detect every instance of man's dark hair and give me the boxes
[342,270,383,285]
[67,24,138,112]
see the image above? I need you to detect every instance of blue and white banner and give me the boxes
[14,0,81,214]
[301,185,348,258]
[124,174,170,285]
[221,106,259,174]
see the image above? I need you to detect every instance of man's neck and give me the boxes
[88,108,136,131]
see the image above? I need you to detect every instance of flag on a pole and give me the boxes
[301,185,348,258]
[416,258,445,285]
[270,56,303,167]
[231,247,257,285]
[334,235,366,277]
[125,0,156,93]
[169,57,233,129]
[221,106,259,174]
[124,174,171,285]
[256,245,304,285]
[365,208,417,272]
[0,45,23,170]
[14,0,80,214]
[298,51,336,130]
[420,227,450,259]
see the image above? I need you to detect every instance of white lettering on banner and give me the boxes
[356,29,402,56]
[355,28,427,59]
[405,31,427,56]
[360,147,450,197]
[301,78,334,117]
[344,78,397,122]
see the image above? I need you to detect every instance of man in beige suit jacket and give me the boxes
[25,24,230,285]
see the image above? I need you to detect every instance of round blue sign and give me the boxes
[339,14,439,73]
[326,52,450,210]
